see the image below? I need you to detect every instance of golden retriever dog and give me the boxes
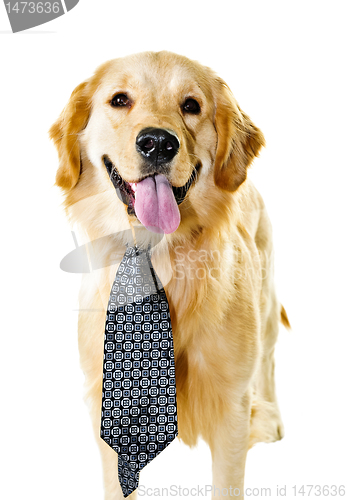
[50,51,289,499]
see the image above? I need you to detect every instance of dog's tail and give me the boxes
[280,305,291,330]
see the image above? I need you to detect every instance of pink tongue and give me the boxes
[134,174,180,234]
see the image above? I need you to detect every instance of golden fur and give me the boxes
[50,51,289,499]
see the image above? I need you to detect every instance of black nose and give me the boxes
[136,127,180,165]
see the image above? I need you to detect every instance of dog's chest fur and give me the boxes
[78,196,263,447]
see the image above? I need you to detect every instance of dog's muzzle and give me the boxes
[103,155,201,234]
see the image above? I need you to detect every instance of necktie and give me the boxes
[100,245,178,497]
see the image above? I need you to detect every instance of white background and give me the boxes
[1,1,347,498]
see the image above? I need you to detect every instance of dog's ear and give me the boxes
[213,78,265,192]
[49,81,91,190]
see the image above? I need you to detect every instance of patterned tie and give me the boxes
[100,245,178,497]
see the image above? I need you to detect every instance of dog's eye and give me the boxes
[182,98,201,114]
[111,93,131,107]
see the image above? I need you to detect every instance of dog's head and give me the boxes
[50,51,264,242]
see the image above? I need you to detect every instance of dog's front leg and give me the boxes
[208,392,251,498]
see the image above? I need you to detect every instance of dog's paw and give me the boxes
[249,400,285,448]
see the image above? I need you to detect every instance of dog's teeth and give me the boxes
[129,182,137,197]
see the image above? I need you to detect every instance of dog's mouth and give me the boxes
[103,155,201,234]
